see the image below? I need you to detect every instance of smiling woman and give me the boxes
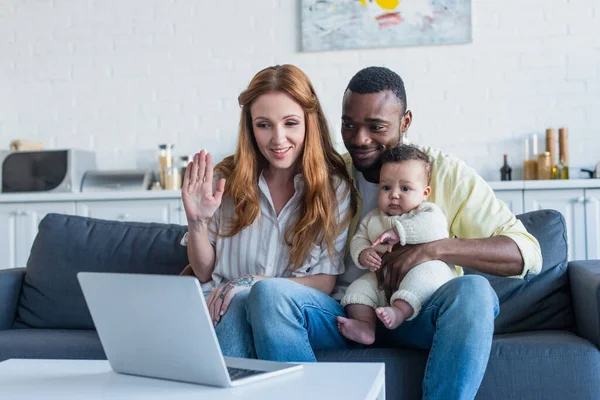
[179,64,358,362]
[250,92,306,172]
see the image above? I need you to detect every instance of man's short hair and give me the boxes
[381,144,432,185]
[346,66,407,114]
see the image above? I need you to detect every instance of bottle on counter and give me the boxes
[523,135,538,180]
[556,127,569,179]
[500,154,512,181]
[179,155,191,187]
[158,144,174,189]
[545,128,557,179]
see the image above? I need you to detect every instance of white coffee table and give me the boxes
[0,359,385,399]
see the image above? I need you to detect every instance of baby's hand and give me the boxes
[359,248,382,271]
[372,229,400,252]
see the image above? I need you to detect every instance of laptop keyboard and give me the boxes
[227,366,267,381]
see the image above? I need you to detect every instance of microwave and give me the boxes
[0,149,96,193]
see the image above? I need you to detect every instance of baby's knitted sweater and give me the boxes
[350,202,449,269]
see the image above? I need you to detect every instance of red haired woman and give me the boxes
[181,64,357,360]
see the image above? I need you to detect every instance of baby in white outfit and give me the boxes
[338,145,456,345]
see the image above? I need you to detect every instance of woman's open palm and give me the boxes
[182,150,226,225]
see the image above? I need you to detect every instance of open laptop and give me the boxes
[77,272,302,387]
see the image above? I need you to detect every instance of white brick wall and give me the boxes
[1,0,599,181]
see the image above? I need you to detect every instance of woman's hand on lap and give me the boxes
[206,275,259,326]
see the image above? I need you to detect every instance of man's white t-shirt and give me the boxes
[333,171,379,300]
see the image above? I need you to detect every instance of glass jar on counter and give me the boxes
[158,144,174,189]
[537,152,553,180]
[163,166,182,190]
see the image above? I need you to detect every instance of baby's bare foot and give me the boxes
[375,306,407,329]
[337,316,375,345]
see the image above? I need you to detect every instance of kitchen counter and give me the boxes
[487,179,600,190]
[0,190,183,203]
[1,179,600,203]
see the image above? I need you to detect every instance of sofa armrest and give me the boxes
[0,268,25,330]
[569,260,600,348]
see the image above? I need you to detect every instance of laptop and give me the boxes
[77,272,303,387]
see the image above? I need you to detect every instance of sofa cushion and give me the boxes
[0,329,105,361]
[465,210,574,334]
[0,268,25,330]
[478,331,600,400]
[316,331,600,400]
[14,214,189,329]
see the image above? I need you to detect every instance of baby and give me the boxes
[337,145,456,345]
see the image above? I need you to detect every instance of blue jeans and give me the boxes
[215,275,499,400]
[214,278,347,360]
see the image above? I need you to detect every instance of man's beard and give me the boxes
[351,144,385,173]
[347,133,404,173]
[350,134,404,176]
[354,157,382,175]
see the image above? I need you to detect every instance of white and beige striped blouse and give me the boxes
[181,173,352,293]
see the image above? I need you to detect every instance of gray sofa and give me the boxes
[1,211,599,399]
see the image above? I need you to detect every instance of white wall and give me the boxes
[1,0,598,181]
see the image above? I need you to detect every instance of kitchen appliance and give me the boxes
[0,149,96,193]
[581,162,600,178]
[80,170,154,192]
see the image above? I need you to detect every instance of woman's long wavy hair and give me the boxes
[215,64,358,270]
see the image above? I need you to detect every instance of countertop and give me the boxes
[1,179,600,203]
[0,190,183,203]
[486,179,600,190]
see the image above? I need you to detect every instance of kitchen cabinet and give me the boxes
[495,190,524,215]
[1,180,599,270]
[0,202,76,269]
[179,200,188,226]
[524,189,586,262]
[524,188,600,261]
[76,199,182,224]
[585,189,600,260]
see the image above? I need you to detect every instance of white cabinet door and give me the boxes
[0,205,19,269]
[0,202,76,269]
[494,190,524,215]
[179,200,187,227]
[585,189,600,260]
[524,189,586,261]
[77,200,182,224]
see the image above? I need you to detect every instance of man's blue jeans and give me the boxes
[214,275,499,400]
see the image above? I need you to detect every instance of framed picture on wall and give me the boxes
[301,0,472,52]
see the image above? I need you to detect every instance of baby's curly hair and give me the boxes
[381,144,432,185]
